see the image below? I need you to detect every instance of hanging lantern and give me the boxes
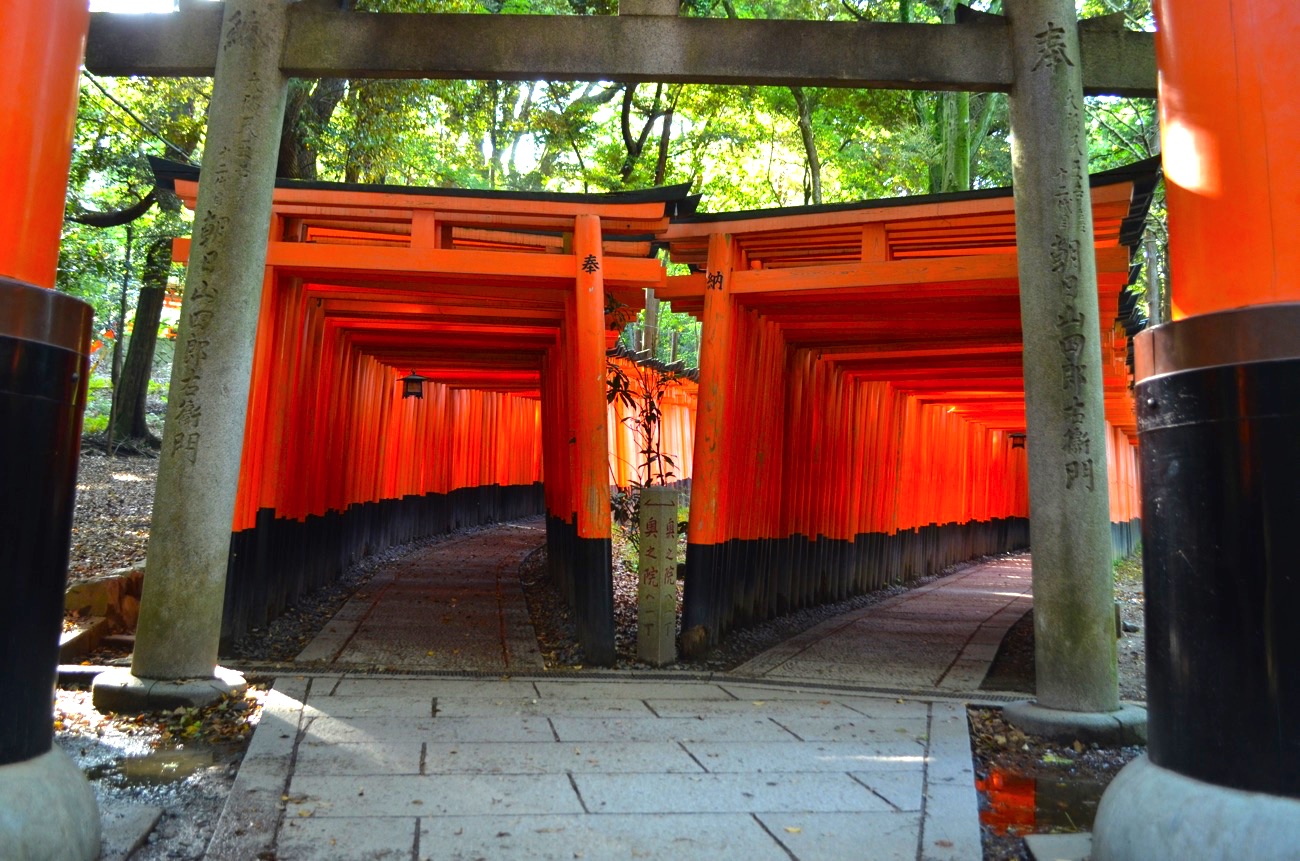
[399,370,428,399]
[1009,432,1027,450]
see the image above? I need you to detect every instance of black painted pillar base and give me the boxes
[544,513,614,666]
[0,278,91,765]
[572,533,615,667]
[1133,304,1300,797]
[0,277,101,859]
[1095,303,1300,861]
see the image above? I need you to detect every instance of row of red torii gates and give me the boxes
[1,2,1297,859]
[147,157,1151,662]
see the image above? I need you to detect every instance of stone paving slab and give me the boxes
[418,813,795,861]
[213,676,983,860]
[550,714,801,743]
[419,741,706,775]
[276,816,418,861]
[286,773,586,817]
[212,535,1048,859]
[296,521,545,673]
[733,559,1033,693]
[683,739,927,773]
[572,771,897,814]
[755,811,923,861]
[303,714,557,744]
[642,697,864,719]
[429,696,657,718]
[327,678,540,698]
[533,679,736,700]
[292,741,424,776]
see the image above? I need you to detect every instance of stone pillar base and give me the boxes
[0,747,100,861]
[91,666,246,713]
[1094,755,1300,861]
[1002,700,1147,745]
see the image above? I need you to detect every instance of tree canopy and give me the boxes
[62,0,1163,375]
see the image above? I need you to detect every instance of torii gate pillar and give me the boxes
[1094,2,1300,857]
[0,2,101,858]
[1002,0,1146,741]
[94,0,291,711]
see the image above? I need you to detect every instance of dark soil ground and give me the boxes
[68,449,158,584]
[971,554,1147,859]
[63,451,1148,860]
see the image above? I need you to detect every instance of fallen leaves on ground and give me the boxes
[55,686,268,748]
[68,450,158,584]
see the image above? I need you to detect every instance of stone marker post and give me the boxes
[94,0,292,711]
[1002,0,1144,741]
[637,486,679,665]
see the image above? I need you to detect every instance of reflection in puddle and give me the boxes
[975,767,1108,835]
[89,748,214,786]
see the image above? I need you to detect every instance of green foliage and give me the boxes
[1113,547,1143,587]
[61,74,203,334]
[607,358,682,487]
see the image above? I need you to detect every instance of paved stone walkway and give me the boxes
[734,556,1034,694]
[207,525,1036,860]
[294,521,546,673]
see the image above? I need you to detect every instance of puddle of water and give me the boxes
[976,767,1108,835]
[90,748,215,786]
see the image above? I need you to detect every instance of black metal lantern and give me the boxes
[399,370,429,399]
[1009,432,1027,449]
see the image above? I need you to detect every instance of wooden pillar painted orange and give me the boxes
[571,214,615,663]
[1154,1,1300,317]
[0,0,89,287]
[690,233,737,546]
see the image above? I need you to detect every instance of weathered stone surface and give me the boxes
[99,802,163,861]
[1006,0,1119,714]
[0,748,100,861]
[1094,756,1300,861]
[637,486,679,666]
[91,665,247,712]
[131,0,291,681]
[84,6,1157,96]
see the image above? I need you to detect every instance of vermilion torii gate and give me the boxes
[153,160,695,665]
[659,162,1154,647]
[146,156,1150,664]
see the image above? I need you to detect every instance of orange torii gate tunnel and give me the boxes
[156,157,1151,663]
[158,160,695,665]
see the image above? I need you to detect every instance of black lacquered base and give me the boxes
[222,483,544,649]
[1138,353,1300,797]
[683,517,1032,646]
[0,278,91,765]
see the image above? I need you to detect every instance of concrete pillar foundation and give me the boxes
[1002,700,1146,747]
[92,666,247,713]
[0,748,100,861]
[1094,756,1300,861]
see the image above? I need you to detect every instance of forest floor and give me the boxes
[61,450,1148,860]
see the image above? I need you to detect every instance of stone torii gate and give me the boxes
[76,0,1152,734]
[4,3,1151,857]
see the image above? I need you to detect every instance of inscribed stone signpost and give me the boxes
[637,486,679,665]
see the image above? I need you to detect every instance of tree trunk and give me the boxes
[278,77,347,180]
[940,91,971,191]
[790,86,822,205]
[111,238,169,445]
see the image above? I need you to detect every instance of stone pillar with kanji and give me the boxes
[637,486,679,665]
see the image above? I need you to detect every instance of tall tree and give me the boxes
[63,73,206,447]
